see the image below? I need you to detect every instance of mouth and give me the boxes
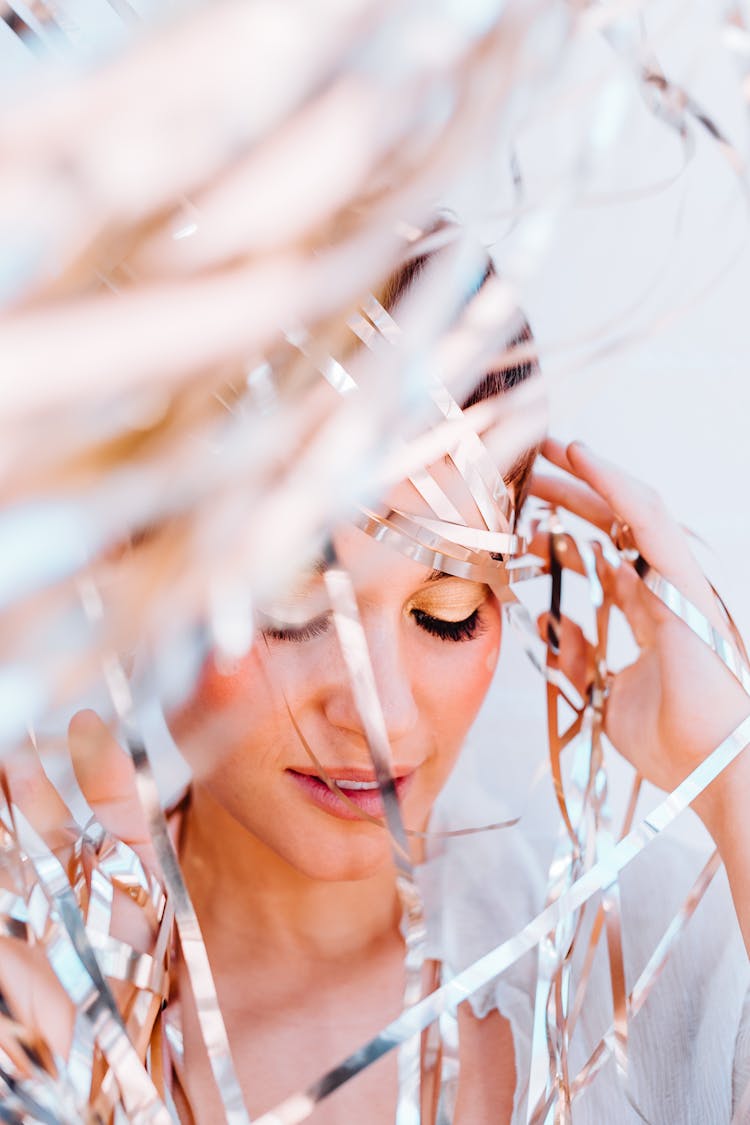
[286,768,415,821]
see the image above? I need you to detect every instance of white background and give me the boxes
[467,0,750,850]
[5,0,748,834]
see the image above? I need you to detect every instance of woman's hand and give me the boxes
[0,710,160,1067]
[530,439,750,856]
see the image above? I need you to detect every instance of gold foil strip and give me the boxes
[601,6,748,189]
[0,2,46,52]
[392,510,526,557]
[504,598,585,713]
[528,706,615,1120]
[356,508,510,585]
[356,508,536,589]
[284,696,519,843]
[360,290,515,531]
[566,774,643,1048]
[407,469,467,525]
[0,964,73,1119]
[629,849,721,1019]
[83,547,250,1125]
[504,480,750,1121]
[635,555,750,692]
[323,562,426,1125]
[2,13,746,1111]
[360,295,401,347]
[341,304,460,529]
[284,325,358,397]
[428,380,513,532]
[121,707,252,1125]
[0,772,171,1115]
[322,565,413,869]
[352,286,516,542]
[254,710,750,1125]
[588,578,630,1095]
[0,1064,66,1125]
[527,529,584,1125]
[561,847,720,1105]
[5,802,172,1124]
[266,497,750,1120]
[525,511,750,1119]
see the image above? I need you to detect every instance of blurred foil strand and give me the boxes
[0,0,749,1121]
[254,523,750,1122]
[324,564,426,1125]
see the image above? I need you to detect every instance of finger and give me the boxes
[566,441,669,532]
[566,442,721,628]
[538,611,595,698]
[540,437,577,475]
[530,472,613,533]
[529,529,657,650]
[70,713,161,955]
[68,711,155,870]
[543,440,704,587]
[0,935,74,1060]
[593,543,658,649]
[0,1011,38,1080]
[4,748,75,852]
[537,442,728,649]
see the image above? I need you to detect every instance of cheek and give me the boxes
[455,634,499,719]
[192,649,264,711]
[169,649,265,737]
[167,648,282,782]
[404,616,501,828]
[167,641,327,775]
[421,612,502,738]
[178,640,314,722]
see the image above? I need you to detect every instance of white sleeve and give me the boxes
[733,981,750,1122]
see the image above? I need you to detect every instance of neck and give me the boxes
[180,783,402,965]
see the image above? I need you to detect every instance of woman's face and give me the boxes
[169,469,505,881]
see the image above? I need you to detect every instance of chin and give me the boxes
[280,824,396,883]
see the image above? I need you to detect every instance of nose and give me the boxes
[323,613,419,745]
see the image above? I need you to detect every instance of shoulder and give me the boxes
[424,773,750,1121]
[616,833,749,1121]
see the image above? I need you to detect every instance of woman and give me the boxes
[2,247,750,1125]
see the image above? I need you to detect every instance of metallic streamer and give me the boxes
[122,707,252,1125]
[323,562,426,1125]
[0,4,749,1119]
[635,556,750,692]
[4,801,171,1123]
[254,712,750,1125]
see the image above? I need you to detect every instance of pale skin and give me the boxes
[1,438,750,1123]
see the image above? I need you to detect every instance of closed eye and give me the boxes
[411,607,484,642]
[261,614,331,643]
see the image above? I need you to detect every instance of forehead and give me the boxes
[327,456,511,594]
[384,454,513,532]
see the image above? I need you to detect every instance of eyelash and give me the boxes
[262,615,331,643]
[263,608,485,645]
[411,607,484,643]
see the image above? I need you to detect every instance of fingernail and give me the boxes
[568,440,590,456]
[68,710,105,759]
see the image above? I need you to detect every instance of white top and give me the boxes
[422,759,750,1124]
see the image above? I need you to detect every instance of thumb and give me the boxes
[68,710,157,873]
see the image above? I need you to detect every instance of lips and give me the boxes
[286,768,414,821]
